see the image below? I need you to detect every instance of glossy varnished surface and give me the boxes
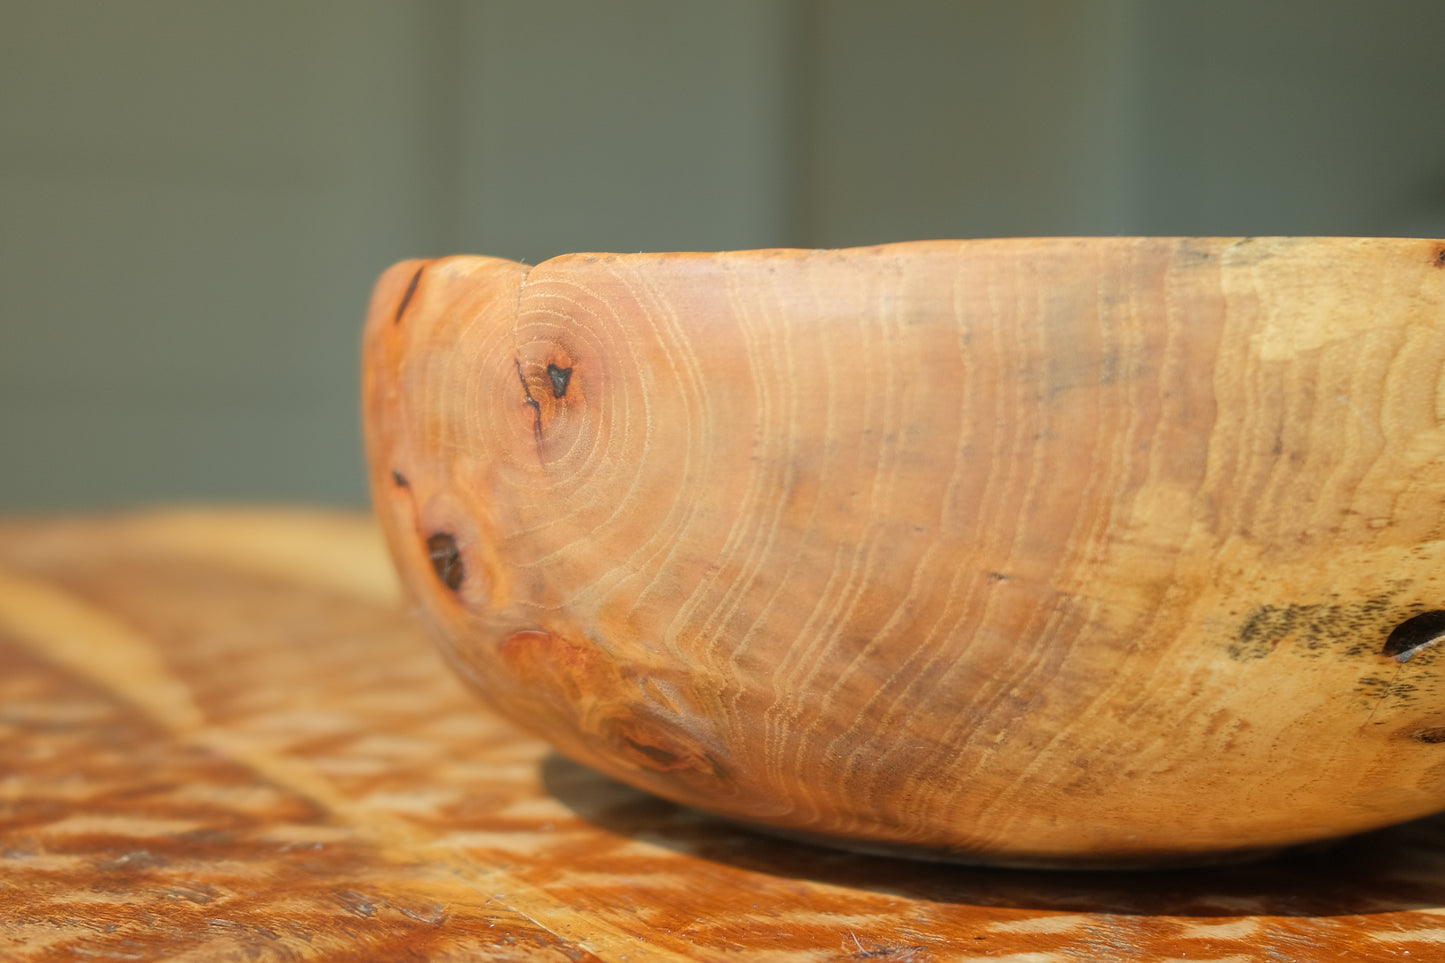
[9,512,1445,959]
[363,238,1445,864]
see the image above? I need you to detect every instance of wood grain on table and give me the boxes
[3,509,1445,961]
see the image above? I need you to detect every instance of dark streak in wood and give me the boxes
[394,267,424,324]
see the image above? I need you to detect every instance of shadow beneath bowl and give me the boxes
[541,753,1445,918]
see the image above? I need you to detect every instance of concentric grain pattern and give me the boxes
[363,237,1445,866]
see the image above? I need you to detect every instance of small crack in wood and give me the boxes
[515,359,544,446]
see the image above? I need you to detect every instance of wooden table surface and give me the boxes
[5,510,1445,962]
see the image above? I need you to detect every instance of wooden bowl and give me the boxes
[362,237,1445,867]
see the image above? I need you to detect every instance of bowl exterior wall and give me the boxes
[363,237,1445,865]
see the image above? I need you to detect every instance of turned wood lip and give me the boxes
[448,233,1445,254]
[394,234,1445,275]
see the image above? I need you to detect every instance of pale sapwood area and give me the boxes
[364,237,1445,867]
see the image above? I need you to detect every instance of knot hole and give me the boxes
[1383,610,1445,661]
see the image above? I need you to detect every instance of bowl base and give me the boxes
[753,824,1311,871]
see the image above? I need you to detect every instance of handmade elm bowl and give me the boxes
[362,237,1445,867]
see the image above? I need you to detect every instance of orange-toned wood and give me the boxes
[363,238,1445,866]
[8,510,1445,959]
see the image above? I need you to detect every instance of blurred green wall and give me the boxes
[2,0,1443,510]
